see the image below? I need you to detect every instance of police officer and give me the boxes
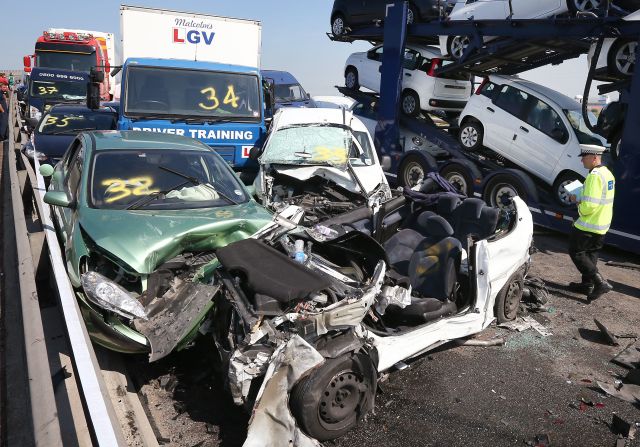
[568,146,615,303]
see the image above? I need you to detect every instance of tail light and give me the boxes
[427,58,442,77]
[475,77,489,94]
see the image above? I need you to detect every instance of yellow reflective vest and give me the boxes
[574,165,615,235]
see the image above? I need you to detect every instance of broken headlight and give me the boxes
[81,271,148,320]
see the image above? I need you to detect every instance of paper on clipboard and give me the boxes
[563,180,583,196]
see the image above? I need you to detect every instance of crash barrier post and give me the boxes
[4,93,64,445]
[5,94,127,446]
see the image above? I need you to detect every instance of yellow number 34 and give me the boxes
[199,85,240,110]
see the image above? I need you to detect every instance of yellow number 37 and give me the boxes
[199,85,240,110]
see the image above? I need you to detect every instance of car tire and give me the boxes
[332,13,347,36]
[345,67,360,90]
[407,3,418,24]
[552,172,584,207]
[458,120,483,151]
[447,35,470,60]
[401,90,420,116]
[398,152,437,188]
[290,354,376,442]
[608,39,637,78]
[440,162,478,196]
[494,269,524,323]
[483,173,529,209]
[566,0,605,14]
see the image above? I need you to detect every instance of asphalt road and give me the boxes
[129,231,640,447]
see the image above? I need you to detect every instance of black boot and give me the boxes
[568,280,594,295]
[587,273,613,303]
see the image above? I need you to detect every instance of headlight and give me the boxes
[81,271,148,320]
[29,106,41,121]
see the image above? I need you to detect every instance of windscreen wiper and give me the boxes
[48,127,98,135]
[158,165,240,206]
[126,179,191,210]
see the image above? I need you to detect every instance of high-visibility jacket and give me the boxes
[574,165,615,235]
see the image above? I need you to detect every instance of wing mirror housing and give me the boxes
[43,190,74,208]
[39,164,55,177]
[381,155,392,172]
[249,146,262,161]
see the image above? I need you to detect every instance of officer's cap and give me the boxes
[579,145,606,157]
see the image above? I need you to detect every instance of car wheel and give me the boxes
[608,39,637,78]
[345,67,359,90]
[401,90,420,116]
[407,4,417,24]
[290,354,376,442]
[567,0,604,14]
[552,172,584,207]
[440,162,476,196]
[483,173,529,210]
[447,35,470,60]
[332,13,347,36]
[398,153,436,188]
[494,269,524,323]
[458,120,483,151]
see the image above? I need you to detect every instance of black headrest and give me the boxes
[456,198,485,219]
[437,194,461,215]
[424,216,454,239]
[415,211,436,230]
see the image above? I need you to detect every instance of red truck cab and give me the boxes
[24,30,111,100]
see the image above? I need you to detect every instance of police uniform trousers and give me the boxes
[568,226,605,280]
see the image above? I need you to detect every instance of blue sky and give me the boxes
[1,0,606,100]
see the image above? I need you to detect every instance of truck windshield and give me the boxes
[36,51,95,72]
[124,66,261,122]
[563,109,605,146]
[30,80,86,101]
[90,149,249,210]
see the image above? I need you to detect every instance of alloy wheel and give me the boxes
[615,41,637,76]
[450,36,470,59]
[332,17,344,36]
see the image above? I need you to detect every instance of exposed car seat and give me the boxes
[384,216,461,324]
[449,198,499,249]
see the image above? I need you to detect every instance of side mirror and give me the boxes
[381,155,392,172]
[43,190,73,208]
[90,67,105,83]
[26,117,39,129]
[249,146,262,160]
[39,164,55,177]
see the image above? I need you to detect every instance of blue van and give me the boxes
[260,70,316,110]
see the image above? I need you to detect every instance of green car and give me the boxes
[41,130,273,360]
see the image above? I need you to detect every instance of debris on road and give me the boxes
[524,433,551,446]
[594,318,620,346]
[611,414,637,439]
[454,337,505,347]
[498,316,552,336]
[596,380,640,403]
[612,341,640,369]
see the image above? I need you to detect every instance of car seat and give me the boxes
[450,198,499,250]
[383,216,462,324]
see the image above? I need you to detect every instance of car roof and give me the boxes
[261,70,299,84]
[273,107,369,133]
[47,104,117,114]
[488,74,581,110]
[371,43,441,58]
[89,130,213,152]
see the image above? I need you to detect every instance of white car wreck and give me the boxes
[208,189,534,444]
[251,107,392,226]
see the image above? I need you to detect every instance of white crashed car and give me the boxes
[251,107,392,226]
[587,9,640,81]
[440,0,600,60]
[211,191,534,445]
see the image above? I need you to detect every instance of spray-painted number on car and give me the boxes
[101,177,158,203]
[44,116,70,127]
[38,86,59,95]
[312,146,347,164]
[199,85,240,110]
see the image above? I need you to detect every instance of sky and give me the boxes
[0,0,608,101]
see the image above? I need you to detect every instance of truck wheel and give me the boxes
[567,0,604,14]
[290,354,376,442]
[447,35,470,60]
[398,153,436,188]
[494,269,524,323]
[483,173,529,209]
[608,39,636,78]
[332,13,347,36]
[459,120,483,151]
[345,67,359,90]
[401,90,420,116]
[440,162,475,196]
[552,172,584,207]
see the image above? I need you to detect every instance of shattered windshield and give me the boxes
[564,109,605,146]
[261,124,374,169]
[90,149,249,210]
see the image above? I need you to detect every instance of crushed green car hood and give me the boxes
[78,202,273,274]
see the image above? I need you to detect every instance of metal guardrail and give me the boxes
[2,93,126,446]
